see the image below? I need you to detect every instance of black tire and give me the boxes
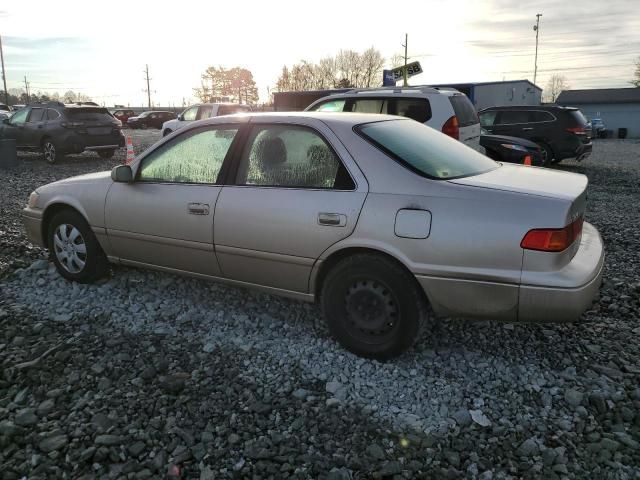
[48,209,109,283]
[98,149,115,159]
[42,138,60,164]
[320,253,427,360]
[163,129,172,137]
[537,141,555,165]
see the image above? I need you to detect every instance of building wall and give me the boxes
[567,103,640,138]
[473,83,542,110]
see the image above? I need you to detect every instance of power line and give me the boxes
[143,64,152,109]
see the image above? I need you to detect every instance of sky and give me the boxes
[1,0,638,107]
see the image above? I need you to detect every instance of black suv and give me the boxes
[478,105,592,164]
[0,102,125,164]
[126,111,176,129]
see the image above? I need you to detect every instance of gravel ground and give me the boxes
[1,139,639,479]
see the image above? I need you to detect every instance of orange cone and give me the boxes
[125,136,135,165]
[523,155,532,166]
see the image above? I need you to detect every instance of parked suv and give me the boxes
[161,103,252,136]
[0,102,125,164]
[112,109,136,124]
[127,111,177,129]
[478,105,592,164]
[305,87,482,150]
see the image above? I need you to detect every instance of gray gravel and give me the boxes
[1,139,639,479]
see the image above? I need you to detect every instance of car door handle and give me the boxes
[318,212,346,227]
[522,127,533,131]
[187,203,210,215]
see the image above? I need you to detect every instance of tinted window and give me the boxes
[310,99,346,112]
[394,98,432,123]
[448,95,478,127]
[357,119,498,180]
[66,108,113,122]
[9,108,29,125]
[569,110,588,126]
[218,105,250,116]
[236,125,352,189]
[197,105,213,120]
[182,107,198,121]
[479,111,497,127]
[349,99,389,114]
[139,127,238,184]
[27,108,45,122]
[47,109,61,120]
[498,110,529,124]
[529,111,554,122]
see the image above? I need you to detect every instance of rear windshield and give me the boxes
[356,119,498,180]
[449,95,479,127]
[65,108,113,121]
[568,110,588,126]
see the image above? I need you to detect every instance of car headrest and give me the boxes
[257,137,287,166]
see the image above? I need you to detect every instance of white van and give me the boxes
[162,103,252,137]
[305,87,481,151]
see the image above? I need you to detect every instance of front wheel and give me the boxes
[48,210,109,283]
[320,253,427,360]
[98,149,115,159]
[42,139,60,164]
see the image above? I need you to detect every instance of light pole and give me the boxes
[0,35,8,105]
[401,33,408,87]
[533,13,542,86]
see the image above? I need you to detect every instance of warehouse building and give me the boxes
[429,80,542,110]
[556,88,640,139]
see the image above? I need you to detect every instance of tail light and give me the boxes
[566,126,586,135]
[442,116,459,140]
[521,216,584,252]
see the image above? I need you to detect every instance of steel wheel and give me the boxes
[43,141,57,164]
[345,279,399,343]
[52,223,87,274]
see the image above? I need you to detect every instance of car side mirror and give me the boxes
[178,114,184,121]
[111,165,133,183]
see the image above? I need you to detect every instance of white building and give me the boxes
[430,80,542,111]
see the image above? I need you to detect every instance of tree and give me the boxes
[632,57,640,87]
[63,90,77,103]
[545,75,569,103]
[194,66,259,104]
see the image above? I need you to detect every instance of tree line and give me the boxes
[194,67,259,105]
[1,89,93,106]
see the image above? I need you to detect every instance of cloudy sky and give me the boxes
[1,0,638,107]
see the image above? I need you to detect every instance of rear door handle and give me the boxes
[318,212,346,227]
[188,203,210,215]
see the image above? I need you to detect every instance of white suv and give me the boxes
[305,87,481,150]
[162,103,252,137]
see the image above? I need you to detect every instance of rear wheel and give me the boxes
[48,210,109,283]
[320,253,427,360]
[42,138,60,164]
[537,142,555,165]
[98,149,115,159]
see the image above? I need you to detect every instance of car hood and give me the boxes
[39,171,112,191]
[449,163,587,201]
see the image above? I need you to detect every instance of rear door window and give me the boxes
[47,109,60,120]
[27,108,45,122]
[569,110,588,126]
[448,95,478,127]
[497,110,529,125]
[347,98,389,114]
[392,98,432,123]
[529,111,555,123]
[197,105,214,119]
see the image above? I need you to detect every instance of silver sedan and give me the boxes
[23,112,604,359]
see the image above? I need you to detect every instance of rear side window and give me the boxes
[448,95,478,127]
[348,98,389,114]
[357,119,498,180]
[65,108,113,122]
[393,98,432,123]
[568,110,588,126]
[497,110,529,125]
[27,108,45,122]
[47,109,60,120]
[529,111,555,122]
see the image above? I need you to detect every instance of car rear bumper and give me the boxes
[576,142,592,161]
[60,132,125,153]
[22,207,45,247]
[518,221,604,322]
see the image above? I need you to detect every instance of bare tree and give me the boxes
[361,47,385,87]
[545,75,570,103]
[632,57,640,87]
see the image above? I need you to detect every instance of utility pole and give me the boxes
[0,35,8,105]
[143,64,152,108]
[24,75,30,103]
[533,13,542,86]
[401,33,408,87]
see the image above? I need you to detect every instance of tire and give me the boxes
[48,209,109,283]
[42,138,60,164]
[98,149,115,159]
[320,253,427,360]
[163,129,172,137]
[537,142,555,165]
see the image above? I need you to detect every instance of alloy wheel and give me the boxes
[53,224,87,274]
[43,142,56,164]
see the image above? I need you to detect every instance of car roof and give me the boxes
[480,105,577,112]
[197,111,402,127]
